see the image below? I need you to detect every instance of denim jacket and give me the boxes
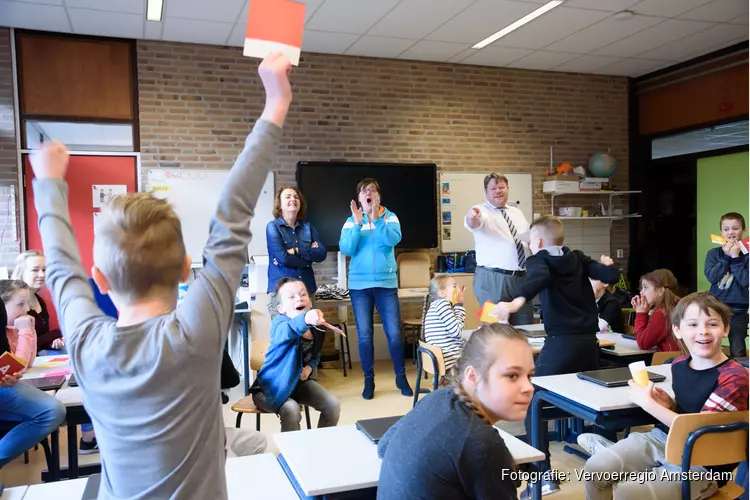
[266,218,327,294]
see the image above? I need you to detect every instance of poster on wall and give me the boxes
[92,185,127,208]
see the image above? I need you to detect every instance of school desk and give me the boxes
[597,332,657,366]
[460,329,615,354]
[226,454,298,500]
[1,486,28,500]
[274,423,545,499]
[23,477,88,499]
[527,363,673,500]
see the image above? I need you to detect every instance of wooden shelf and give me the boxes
[557,215,642,220]
[545,190,641,196]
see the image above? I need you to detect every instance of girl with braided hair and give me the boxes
[376,323,535,499]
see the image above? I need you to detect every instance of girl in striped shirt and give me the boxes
[423,276,467,376]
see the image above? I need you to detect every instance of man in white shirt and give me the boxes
[464,173,532,325]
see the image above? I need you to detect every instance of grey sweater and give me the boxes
[35,120,281,499]
[377,388,520,500]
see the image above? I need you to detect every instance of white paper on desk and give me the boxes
[248,255,269,293]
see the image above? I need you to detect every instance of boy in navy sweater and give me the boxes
[493,215,619,498]
[251,278,341,432]
[704,212,749,357]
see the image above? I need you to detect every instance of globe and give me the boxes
[588,152,618,178]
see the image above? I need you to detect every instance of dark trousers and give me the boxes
[729,310,749,358]
[525,334,600,472]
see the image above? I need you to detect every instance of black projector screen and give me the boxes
[296,161,438,251]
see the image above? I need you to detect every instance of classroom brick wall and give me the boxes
[0,28,21,269]
[137,41,631,296]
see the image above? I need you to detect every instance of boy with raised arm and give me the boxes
[31,53,293,499]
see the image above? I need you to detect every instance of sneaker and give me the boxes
[79,437,100,455]
[519,478,561,500]
[395,374,413,397]
[362,377,375,400]
[577,433,615,456]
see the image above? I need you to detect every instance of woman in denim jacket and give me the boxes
[266,186,327,315]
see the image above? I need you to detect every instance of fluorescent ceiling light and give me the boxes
[147,0,164,22]
[472,0,565,49]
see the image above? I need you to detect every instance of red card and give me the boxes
[0,351,26,376]
[244,0,306,66]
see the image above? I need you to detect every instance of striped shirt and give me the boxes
[424,299,466,371]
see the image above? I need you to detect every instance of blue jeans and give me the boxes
[349,287,405,378]
[0,381,66,466]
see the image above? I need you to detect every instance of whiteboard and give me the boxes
[146,169,274,266]
[439,172,533,253]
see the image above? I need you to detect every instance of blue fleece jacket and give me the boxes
[339,206,401,290]
[255,314,323,412]
[705,247,749,309]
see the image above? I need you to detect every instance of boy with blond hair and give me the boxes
[493,215,619,498]
[30,53,293,499]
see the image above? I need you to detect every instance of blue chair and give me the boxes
[664,411,748,500]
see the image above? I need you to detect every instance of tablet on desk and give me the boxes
[621,334,637,341]
[519,329,546,339]
[355,416,402,443]
[21,375,65,391]
[577,367,665,388]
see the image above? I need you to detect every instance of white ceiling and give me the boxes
[0,0,747,76]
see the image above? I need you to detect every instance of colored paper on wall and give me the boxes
[441,183,450,195]
[442,197,450,204]
[442,226,451,240]
[442,211,451,224]
[244,0,306,66]
[92,184,127,208]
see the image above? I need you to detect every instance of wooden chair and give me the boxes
[231,340,311,431]
[398,254,431,363]
[665,411,749,500]
[624,324,635,334]
[413,341,447,408]
[651,351,683,366]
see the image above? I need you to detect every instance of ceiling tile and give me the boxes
[398,40,469,62]
[306,0,401,35]
[166,0,246,23]
[633,0,712,17]
[637,22,747,60]
[237,0,324,23]
[0,1,71,30]
[4,0,61,4]
[301,30,359,54]
[679,0,749,22]
[425,0,539,44]
[595,18,715,57]
[563,0,639,10]
[145,20,163,40]
[506,50,581,70]
[227,23,245,46]
[550,14,664,53]
[367,0,475,39]
[551,54,623,73]
[728,13,749,24]
[162,18,234,45]
[345,36,415,58]
[594,57,669,76]
[493,6,609,50]
[66,0,143,14]
[69,8,144,38]
[459,46,533,66]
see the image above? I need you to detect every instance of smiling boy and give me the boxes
[582,292,749,499]
[704,212,749,357]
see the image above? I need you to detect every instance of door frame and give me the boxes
[18,150,142,251]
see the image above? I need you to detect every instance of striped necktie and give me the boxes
[500,207,526,268]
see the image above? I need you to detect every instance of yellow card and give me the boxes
[479,301,499,324]
[711,234,726,245]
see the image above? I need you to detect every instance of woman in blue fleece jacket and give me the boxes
[251,278,340,432]
[339,178,412,400]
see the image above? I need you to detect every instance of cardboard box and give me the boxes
[543,180,580,193]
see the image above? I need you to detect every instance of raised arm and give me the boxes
[178,53,291,352]
[375,210,402,247]
[339,217,361,256]
[32,143,107,346]
[464,206,484,231]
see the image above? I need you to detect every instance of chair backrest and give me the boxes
[624,324,635,334]
[651,351,682,365]
[665,411,749,467]
[250,340,270,371]
[418,341,446,376]
[398,253,431,288]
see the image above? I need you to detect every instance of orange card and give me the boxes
[245,0,306,66]
[478,301,499,324]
